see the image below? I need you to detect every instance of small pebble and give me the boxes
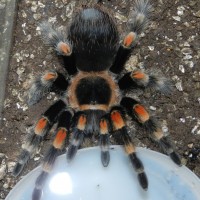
[149,106,156,111]
[175,82,183,91]
[179,65,185,73]
[172,16,181,21]
[34,157,40,161]
[33,13,41,20]
[0,165,7,180]
[7,162,16,173]
[188,143,194,148]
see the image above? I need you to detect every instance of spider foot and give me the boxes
[138,172,148,190]
[159,136,182,166]
[32,171,48,200]
[169,152,182,166]
[101,151,110,167]
[12,124,48,177]
[128,0,152,35]
[12,149,30,177]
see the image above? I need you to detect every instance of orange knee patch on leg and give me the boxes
[133,104,150,123]
[153,128,164,140]
[77,115,87,130]
[111,111,125,130]
[43,72,57,81]
[42,162,52,172]
[57,42,71,55]
[100,119,108,134]
[53,128,67,149]
[123,32,136,48]
[125,143,136,154]
[131,71,146,80]
[35,117,48,135]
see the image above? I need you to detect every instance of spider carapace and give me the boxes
[13,1,182,200]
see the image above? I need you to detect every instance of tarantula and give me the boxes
[13,0,182,199]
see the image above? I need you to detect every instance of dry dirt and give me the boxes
[0,0,200,199]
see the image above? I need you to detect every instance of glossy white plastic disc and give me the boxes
[6,146,200,200]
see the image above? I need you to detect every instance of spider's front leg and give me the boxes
[12,100,67,177]
[110,0,152,74]
[121,97,182,166]
[39,21,77,75]
[32,110,72,200]
[110,106,148,190]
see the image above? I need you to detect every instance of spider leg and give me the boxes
[118,69,172,95]
[28,71,68,105]
[39,21,77,75]
[120,97,182,166]
[96,0,103,4]
[110,106,148,190]
[12,100,66,177]
[99,116,110,167]
[32,110,72,200]
[110,0,152,74]
[67,112,87,161]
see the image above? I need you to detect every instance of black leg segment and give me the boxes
[12,100,67,177]
[32,110,72,200]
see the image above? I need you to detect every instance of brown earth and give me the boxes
[0,0,200,199]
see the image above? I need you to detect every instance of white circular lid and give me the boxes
[6,146,200,200]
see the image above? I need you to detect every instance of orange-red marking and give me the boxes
[153,128,164,140]
[131,71,145,80]
[100,119,108,134]
[133,104,150,123]
[111,111,125,130]
[123,32,136,47]
[43,72,57,81]
[77,115,87,130]
[35,117,48,135]
[58,42,71,55]
[125,143,135,154]
[53,128,67,149]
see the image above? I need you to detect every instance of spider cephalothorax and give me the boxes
[13,1,182,200]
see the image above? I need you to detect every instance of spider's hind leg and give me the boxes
[28,71,68,105]
[32,110,72,200]
[110,0,152,74]
[121,97,182,166]
[39,21,77,75]
[110,106,148,190]
[99,116,110,167]
[12,100,67,177]
[67,112,87,161]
